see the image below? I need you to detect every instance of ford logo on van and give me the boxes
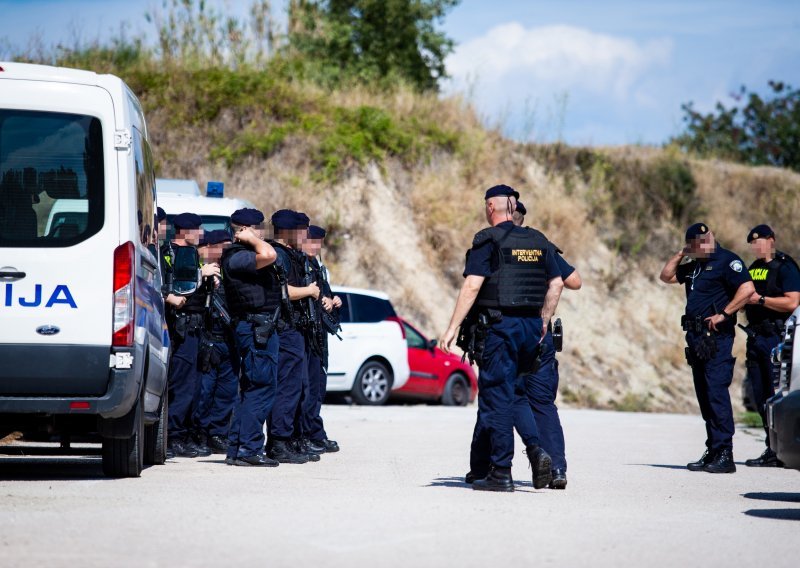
[36,325,61,336]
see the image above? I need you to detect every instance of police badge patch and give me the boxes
[730,260,743,272]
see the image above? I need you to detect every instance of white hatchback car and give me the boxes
[326,286,410,405]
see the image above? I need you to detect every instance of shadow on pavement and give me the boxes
[629,464,688,470]
[742,492,800,504]
[426,476,537,492]
[744,509,800,521]
[0,456,108,480]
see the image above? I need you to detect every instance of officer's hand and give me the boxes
[439,327,456,355]
[166,294,186,309]
[704,313,725,332]
[235,226,256,244]
[332,295,343,309]
[307,282,321,300]
[201,263,220,278]
[540,320,548,343]
[321,297,333,312]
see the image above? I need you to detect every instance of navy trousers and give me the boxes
[167,327,201,443]
[194,339,239,439]
[746,332,781,447]
[301,350,328,442]
[687,332,736,452]
[515,331,567,470]
[227,321,279,459]
[470,315,544,470]
[269,328,308,441]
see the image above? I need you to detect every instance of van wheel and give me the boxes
[144,393,168,465]
[442,374,470,406]
[102,394,144,478]
[351,361,393,406]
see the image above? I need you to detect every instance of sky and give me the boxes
[2,0,799,146]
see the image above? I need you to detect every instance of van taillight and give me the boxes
[386,316,406,339]
[113,242,135,347]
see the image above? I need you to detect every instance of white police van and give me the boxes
[0,62,170,477]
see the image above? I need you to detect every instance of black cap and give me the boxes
[271,209,296,230]
[308,225,326,239]
[294,211,310,229]
[484,184,520,200]
[685,222,710,242]
[515,201,527,216]
[200,229,232,246]
[156,207,166,222]
[173,212,202,230]
[747,224,775,243]
[231,208,265,227]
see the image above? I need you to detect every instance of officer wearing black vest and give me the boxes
[221,208,282,467]
[266,210,320,464]
[660,223,754,474]
[440,185,564,492]
[193,229,238,455]
[163,212,218,459]
[742,224,800,467]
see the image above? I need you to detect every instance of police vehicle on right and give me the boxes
[767,306,800,471]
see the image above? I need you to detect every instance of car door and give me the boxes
[403,321,442,397]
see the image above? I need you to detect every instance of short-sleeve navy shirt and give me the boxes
[676,244,752,327]
[555,253,575,280]
[463,221,560,279]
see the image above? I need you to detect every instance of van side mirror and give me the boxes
[171,245,201,295]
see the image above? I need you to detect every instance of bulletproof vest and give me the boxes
[221,243,282,316]
[159,243,174,296]
[747,251,800,323]
[475,225,550,310]
[270,240,307,311]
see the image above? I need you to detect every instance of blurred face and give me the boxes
[158,219,167,242]
[749,237,775,259]
[176,227,203,246]
[512,211,524,226]
[685,233,715,259]
[303,238,323,257]
[198,244,211,263]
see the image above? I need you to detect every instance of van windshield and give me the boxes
[0,110,104,247]
[163,214,231,242]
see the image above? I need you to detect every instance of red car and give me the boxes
[391,318,478,406]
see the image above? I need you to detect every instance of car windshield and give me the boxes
[0,110,104,247]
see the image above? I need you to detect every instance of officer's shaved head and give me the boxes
[485,195,516,226]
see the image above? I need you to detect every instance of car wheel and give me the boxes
[442,374,470,407]
[351,361,393,406]
[102,390,144,478]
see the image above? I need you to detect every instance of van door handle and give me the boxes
[0,270,25,281]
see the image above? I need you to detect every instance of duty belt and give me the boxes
[176,312,204,326]
[750,320,784,336]
[497,307,542,317]
[681,315,705,333]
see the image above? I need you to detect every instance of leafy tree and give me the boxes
[287,0,459,91]
[675,81,800,172]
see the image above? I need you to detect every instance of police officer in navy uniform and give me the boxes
[164,212,218,459]
[742,224,800,467]
[298,224,341,454]
[266,210,320,464]
[440,185,564,492]
[193,229,239,455]
[660,223,755,473]
[221,208,282,466]
[512,201,582,489]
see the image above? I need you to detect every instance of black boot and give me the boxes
[267,439,310,464]
[464,470,488,484]
[549,468,567,490]
[687,449,715,471]
[745,448,784,468]
[526,445,553,489]
[303,437,326,455]
[321,439,340,453]
[472,466,514,492]
[208,435,229,455]
[704,448,736,473]
[167,440,199,459]
[233,453,279,467]
[185,438,212,457]
[293,438,321,462]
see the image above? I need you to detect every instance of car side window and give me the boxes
[338,293,352,323]
[349,293,396,323]
[404,324,427,349]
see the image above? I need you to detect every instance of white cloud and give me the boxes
[446,22,672,102]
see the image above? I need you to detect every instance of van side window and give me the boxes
[133,128,155,247]
[0,110,104,247]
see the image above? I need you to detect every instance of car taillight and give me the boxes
[113,242,135,347]
[386,316,406,339]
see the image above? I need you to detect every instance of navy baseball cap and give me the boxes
[231,208,264,227]
[271,209,296,230]
[173,212,202,230]
[747,224,775,243]
[685,222,710,241]
[515,201,527,216]
[308,225,326,239]
[156,207,166,222]
[484,184,520,200]
[200,229,232,246]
